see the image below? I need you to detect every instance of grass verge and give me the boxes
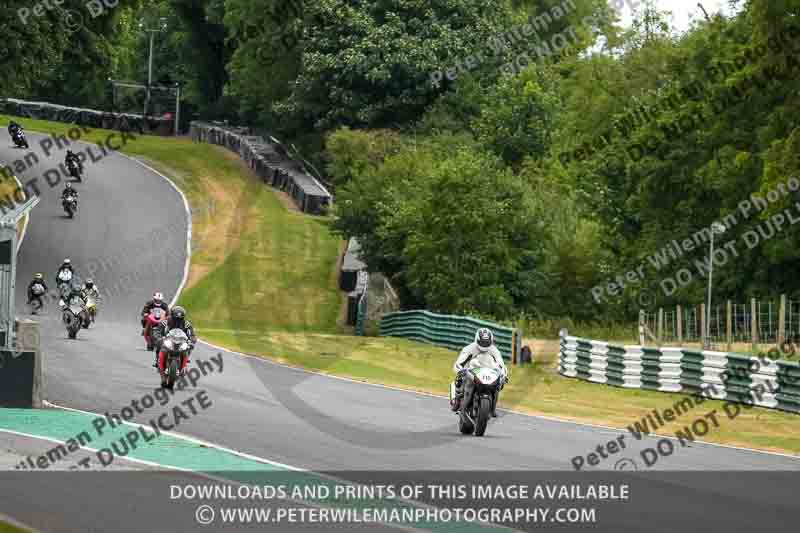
[2,114,798,457]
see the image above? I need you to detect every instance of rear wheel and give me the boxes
[474,396,492,437]
[68,328,77,340]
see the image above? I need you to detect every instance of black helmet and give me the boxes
[475,328,494,352]
[171,306,186,328]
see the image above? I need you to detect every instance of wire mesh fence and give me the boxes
[640,296,800,350]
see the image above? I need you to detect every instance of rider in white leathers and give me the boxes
[452,328,508,417]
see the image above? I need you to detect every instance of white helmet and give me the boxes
[475,328,494,353]
[63,258,71,264]
[153,292,164,302]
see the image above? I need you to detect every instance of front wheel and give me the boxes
[474,396,492,437]
[67,327,78,340]
[165,358,178,390]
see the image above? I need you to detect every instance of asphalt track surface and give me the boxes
[1,131,799,532]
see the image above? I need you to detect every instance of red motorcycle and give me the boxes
[142,308,167,351]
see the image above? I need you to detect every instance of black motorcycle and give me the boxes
[11,129,28,149]
[66,159,83,182]
[62,193,78,218]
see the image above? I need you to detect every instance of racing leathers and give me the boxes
[27,278,48,305]
[55,265,75,291]
[65,151,83,178]
[141,299,170,327]
[453,342,508,417]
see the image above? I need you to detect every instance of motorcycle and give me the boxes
[66,159,83,182]
[158,328,191,389]
[28,283,46,314]
[63,193,78,218]
[143,308,167,351]
[60,294,89,339]
[56,269,73,294]
[450,366,503,437]
[84,294,98,327]
[11,129,28,149]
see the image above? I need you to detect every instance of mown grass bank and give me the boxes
[2,115,798,456]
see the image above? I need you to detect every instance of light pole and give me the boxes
[141,17,168,116]
[705,222,727,349]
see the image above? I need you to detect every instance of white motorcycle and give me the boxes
[450,366,504,437]
[59,293,89,339]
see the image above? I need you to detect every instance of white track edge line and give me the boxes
[10,410,432,533]
[0,427,172,471]
[42,400,305,472]
[196,339,800,463]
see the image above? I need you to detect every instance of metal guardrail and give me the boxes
[379,310,521,361]
[558,331,800,414]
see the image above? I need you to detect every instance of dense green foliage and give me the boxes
[4,0,800,325]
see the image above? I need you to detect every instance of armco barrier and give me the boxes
[1,98,173,135]
[379,310,521,362]
[558,331,800,414]
[190,122,332,215]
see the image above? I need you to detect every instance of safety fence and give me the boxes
[558,332,800,414]
[641,295,800,348]
[1,98,173,135]
[380,310,522,362]
[190,122,332,215]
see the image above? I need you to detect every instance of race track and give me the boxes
[1,131,799,532]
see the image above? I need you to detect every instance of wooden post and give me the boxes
[751,298,758,351]
[700,303,706,348]
[779,294,787,346]
[658,308,664,345]
[638,310,645,346]
[677,305,683,344]
[726,300,732,351]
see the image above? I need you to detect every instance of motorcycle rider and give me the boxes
[65,149,83,180]
[60,282,86,309]
[27,273,48,307]
[81,278,100,300]
[55,258,75,289]
[155,306,197,370]
[452,328,508,418]
[141,292,169,327]
[8,120,21,138]
[61,182,78,202]
[80,278,100,323]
